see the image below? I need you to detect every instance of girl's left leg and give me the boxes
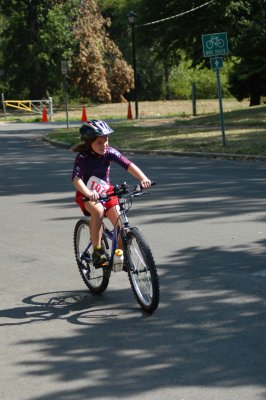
[106,205,123,249]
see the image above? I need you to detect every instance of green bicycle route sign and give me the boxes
[201,32,229,147]
[202,32,229,57]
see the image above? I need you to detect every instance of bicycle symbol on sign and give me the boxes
[206,35,225,50]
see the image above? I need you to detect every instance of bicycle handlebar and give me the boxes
[83,181,156,203]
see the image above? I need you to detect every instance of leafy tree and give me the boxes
[0,0,79,98]
[0,0,133,102]
[137,0,266,104]
[104,36,134,102]
[96,0,167,100]
[138,0,230,64]
[72,0,133,102]
[96,0,142,55]
[226,0,266,105]
[96,0,235,100]
[113,0,232,100]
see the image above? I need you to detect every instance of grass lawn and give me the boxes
[46,103,266,156]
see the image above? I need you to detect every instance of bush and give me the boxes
[169,53,232,99]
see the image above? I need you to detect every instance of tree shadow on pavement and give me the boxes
[2,135,266,226]
[1,241,265,400]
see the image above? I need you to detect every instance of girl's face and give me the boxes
[91,136,109,155]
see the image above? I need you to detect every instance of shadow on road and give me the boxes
[2,134,266,226]
[0,239,265,399]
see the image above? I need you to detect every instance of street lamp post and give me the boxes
[127,11,139,119]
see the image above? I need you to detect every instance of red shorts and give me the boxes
[75,186,119,216]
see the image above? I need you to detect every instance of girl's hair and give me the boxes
[71,136,97,152]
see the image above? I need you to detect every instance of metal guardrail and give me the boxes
[1,93,53,120]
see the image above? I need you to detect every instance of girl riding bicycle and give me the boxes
[72,119,151,268]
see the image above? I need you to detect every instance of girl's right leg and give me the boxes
[84,201,104,247]
[84,201,108,267]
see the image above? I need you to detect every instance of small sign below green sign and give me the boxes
[202,32,229,57]
[211,56,224,70]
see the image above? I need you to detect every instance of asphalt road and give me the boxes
[0,123,266,400]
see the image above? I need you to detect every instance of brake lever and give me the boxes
[135,184,142,192]
[132,191,152,198]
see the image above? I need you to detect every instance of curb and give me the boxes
[42,135,72,149]
[119,149,266,162]
[42,134,266,162]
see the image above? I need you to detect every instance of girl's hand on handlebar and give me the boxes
[140,179,152,189]
[87,190,100,202]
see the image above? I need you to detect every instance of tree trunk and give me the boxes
[249,87,261,106]
[164,64,171,100]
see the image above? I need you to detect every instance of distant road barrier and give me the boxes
[1,93,53,121]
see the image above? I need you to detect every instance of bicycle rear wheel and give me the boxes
[74,218,110,294]
[125,227,160,313]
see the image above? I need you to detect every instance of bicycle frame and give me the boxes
[102,224,118,267]
[80,199,129,270]
[102,198,131,270]
[78,220,118,269]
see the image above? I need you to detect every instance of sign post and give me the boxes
[1,92,7,119]
[215,66,226,146]
[202,33,229,146]
[61,60,69,129]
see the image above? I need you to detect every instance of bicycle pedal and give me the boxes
[94,260,109,269]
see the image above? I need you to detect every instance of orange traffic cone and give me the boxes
[81,106,87,122]
[42,107,48,123]
[127,101,133,120]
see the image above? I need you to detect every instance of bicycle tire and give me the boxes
[73,218,110,294]
[124,227,160,313]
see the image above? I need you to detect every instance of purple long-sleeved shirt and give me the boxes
[72,147,131,186]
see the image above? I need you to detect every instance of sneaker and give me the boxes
[92,245,109,268]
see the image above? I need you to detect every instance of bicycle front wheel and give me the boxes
[74,218,110,294]
[125,227,160,313]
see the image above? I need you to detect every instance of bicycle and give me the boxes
[73,182,160,313]
[206,35,224,50]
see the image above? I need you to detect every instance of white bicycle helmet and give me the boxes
[80,120,114,138]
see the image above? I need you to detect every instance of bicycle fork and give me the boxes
[122,227,146,275]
